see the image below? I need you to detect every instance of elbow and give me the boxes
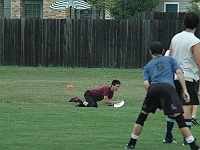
[176,69,183,75]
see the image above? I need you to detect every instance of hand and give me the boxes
[198,90,200,96]
[115,100,123,103]
[183,91,190,103]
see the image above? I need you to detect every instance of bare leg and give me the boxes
[191,105,200,125]
[133,124,143,136]
[179,127,192,138]
[173,113,199,150]
[126,111,148,149]
[192,105,198,117]
[183,105,193,119]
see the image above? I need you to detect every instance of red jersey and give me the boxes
[89,86,114,101]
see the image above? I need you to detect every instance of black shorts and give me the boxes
[84,90,98,107]
[174,80,199,105]
[142,83,183,115]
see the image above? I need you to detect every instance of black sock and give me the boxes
[189,141,199,150]
[76,102,85,107]
[128,138,137,146]
[165,116,175,139]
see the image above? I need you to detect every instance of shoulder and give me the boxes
[103,86,110,89]
[172,31,183,38]
[103,85,109,87]
[170,57,179,66]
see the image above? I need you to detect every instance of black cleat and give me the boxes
[192,117,200,125]
[69,97,81,103]
[125,144,135,149]
[163,138,177,144]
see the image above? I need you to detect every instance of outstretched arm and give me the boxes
[103,96,123,105]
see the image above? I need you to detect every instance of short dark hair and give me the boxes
[150,41,163,55]
[184,12,199,29]
[111,80,121,86]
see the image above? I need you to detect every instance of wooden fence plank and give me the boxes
[0,19,4,65]
[1,12,200,68]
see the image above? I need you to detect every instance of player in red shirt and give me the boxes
[69,80,123,107]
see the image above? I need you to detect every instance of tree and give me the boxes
[191,0,200,2]
[87,0,114,10]
[0,0,4,18]
[87,0,159,20]
[186,0,200,16]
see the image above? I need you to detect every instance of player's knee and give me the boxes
[135,112,148,126]
[175,114,187,128]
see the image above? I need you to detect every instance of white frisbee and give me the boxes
[114,100,124,108]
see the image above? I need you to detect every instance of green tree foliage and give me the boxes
[110,0,159,20]
[87,0,159,20]
[191,0,200,2]
[186,0,200,16]
[87,0,114,10]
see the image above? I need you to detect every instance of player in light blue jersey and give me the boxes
[125,41,200,150]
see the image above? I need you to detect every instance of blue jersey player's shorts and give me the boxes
[142,83,183,115]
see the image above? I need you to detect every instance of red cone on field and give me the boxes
[67,84,73,88]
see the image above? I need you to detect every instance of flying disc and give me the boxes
[114,100,124,108]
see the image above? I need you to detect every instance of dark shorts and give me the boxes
[174,80,199,105]
[84,90,98,107]
[142,83,183,115]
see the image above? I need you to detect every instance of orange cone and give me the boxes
[67,84,73,88]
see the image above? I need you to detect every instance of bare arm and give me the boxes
[176,69,190,103]
[103,96,122,105]
[169,43,172,56]
[192,43,200,71]
[191,43,200,95]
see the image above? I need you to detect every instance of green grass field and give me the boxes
[0,66,199,150]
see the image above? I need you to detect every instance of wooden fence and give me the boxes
[0,12,199,68]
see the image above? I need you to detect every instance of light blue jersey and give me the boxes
[143,56,181,88]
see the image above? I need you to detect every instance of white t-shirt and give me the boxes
[171,31,200,81]
[165,50,170,56]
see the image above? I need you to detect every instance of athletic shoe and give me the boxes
[192,117,200,125]
[125,144,135,149]
[163,138,177,144]
[182,140,188,146]
[69,97,81,102]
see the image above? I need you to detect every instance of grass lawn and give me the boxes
[0,66,199,150]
